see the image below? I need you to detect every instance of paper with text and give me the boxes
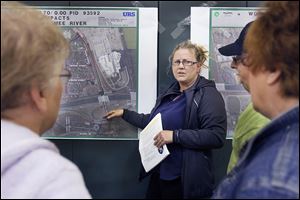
[139,113,170,172]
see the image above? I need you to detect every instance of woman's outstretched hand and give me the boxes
[104,109,124,120]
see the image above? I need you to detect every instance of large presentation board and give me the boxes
[38,7,157,140]
[191,7,258,138]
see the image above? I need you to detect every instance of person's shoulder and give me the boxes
[238,159,299,198]
[244,128,298,179]
[199,85,223,103]
[11,137,81,177]
[29,146,80,172]
[246,103,268,118]
[197,76,216,87]
[241,103,270,125]
[1,138,90,198]
[24,146,91,197]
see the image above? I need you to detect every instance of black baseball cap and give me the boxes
[218,21,253,56]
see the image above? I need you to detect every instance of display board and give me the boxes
[191,7,258,138]
[38,7,157,139]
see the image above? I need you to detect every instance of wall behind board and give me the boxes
[21,1,263,198]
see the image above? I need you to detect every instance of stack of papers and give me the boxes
[139,113,170,172]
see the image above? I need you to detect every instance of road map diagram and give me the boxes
[40,8,139,139]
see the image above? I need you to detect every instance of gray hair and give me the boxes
[1,2,69,112]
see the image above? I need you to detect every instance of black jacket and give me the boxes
[122,76,227,198]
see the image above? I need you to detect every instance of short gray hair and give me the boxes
[1,2,69,112]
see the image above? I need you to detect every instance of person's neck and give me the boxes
[266,96,298,119]
[179,76,198,92]
[2,106,42,135]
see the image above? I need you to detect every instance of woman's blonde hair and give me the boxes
[169,40,208,67]
[1,2,69,112]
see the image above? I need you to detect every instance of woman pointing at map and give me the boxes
[105,40,227,199]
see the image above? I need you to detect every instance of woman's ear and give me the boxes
[266,69,281,86]
[29,85,48,113]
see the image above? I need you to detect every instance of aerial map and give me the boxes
[40,8,139,139]
[209,8,257,138]
[210,27,250,137]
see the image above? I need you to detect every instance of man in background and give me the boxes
[218,21,269,173]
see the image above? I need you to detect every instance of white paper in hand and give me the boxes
[139,113,170,172]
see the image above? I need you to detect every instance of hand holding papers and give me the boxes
[139,113,170,172]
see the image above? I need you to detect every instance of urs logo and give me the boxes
[123,12,135,17]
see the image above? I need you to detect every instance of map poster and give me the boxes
[37,7,151,140]
[191,7,258,138]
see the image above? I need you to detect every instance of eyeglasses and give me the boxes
[232,54,248,66]
[172,59,198,67]
[59,69,72,84]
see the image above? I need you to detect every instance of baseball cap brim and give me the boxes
[218,41,243,56]
[218,21,253,56]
